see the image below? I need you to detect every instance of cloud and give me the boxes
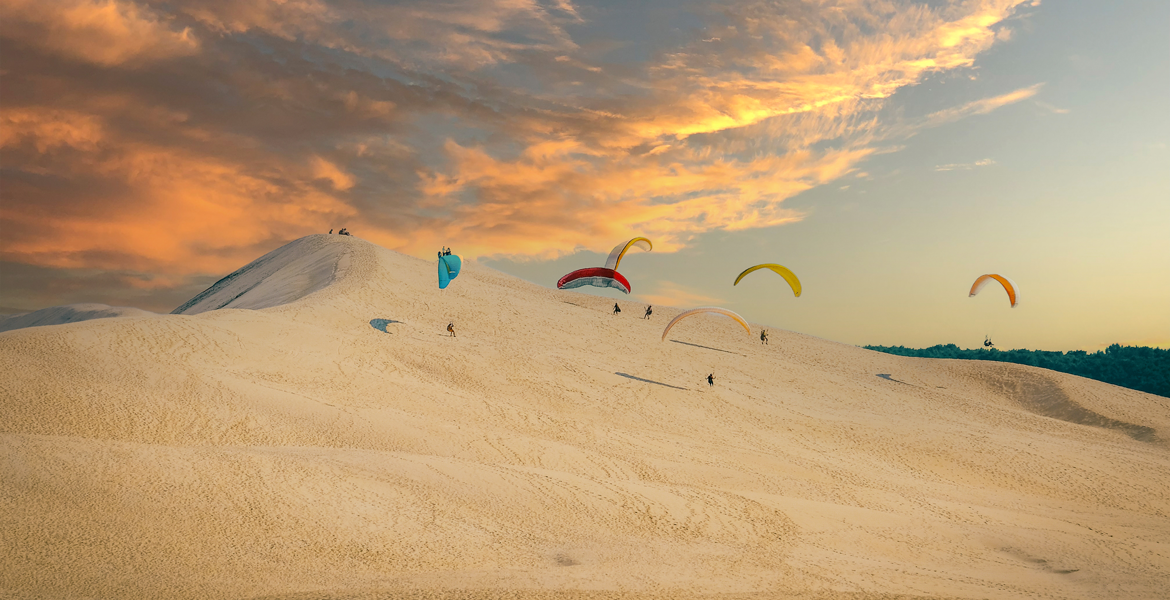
[1034,100,1070,114]
[311,156,356,191]
[934,158,996,171]
[923,83,1044,126]
[0,108,105,153]
[0,0,1037,308]
[0,0,199,67]
[176,0,581,70]
[1,108,357,276]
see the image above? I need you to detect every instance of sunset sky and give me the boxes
[1,0,1166,350]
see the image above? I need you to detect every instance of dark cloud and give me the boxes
[0,262,216,313]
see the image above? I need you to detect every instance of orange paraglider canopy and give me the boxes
[969,274,1019,307]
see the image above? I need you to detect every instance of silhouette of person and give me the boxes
[447,322,456,337]
[644,305,653,319]
[760,329,769,345]
[707,373,714,386]
[329,228,333,234]
[613,303,621,315]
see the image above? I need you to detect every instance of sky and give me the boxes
[1,0,1166,351]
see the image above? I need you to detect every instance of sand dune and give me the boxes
[0,303,156,334]
[2,235,1168,599]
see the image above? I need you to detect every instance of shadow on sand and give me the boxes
[369,318,402,333]
[669,340,743,356]
[876,374,915,386]
[1007,373,1158,443]
[615,372,688,391]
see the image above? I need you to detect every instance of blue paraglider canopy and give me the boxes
[438,254,462,289]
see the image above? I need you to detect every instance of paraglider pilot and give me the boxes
[447,322,456,337]
[707,373,715,386]
[984,336,994,348]
[613,303,621,315]
[644,305,652,319]
[760,330,769,345]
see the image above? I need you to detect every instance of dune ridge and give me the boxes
[2,235,1168,599]
[0,303,157,333]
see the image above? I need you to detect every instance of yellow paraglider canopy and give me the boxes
[734,264,801,297]
[604,237,653,271]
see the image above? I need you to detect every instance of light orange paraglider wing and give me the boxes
[969,274,1019,307]
[661,307,751,341]
[604,237,652,270]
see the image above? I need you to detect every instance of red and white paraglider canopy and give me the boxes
[557,268,632,294]
[555,237,651,295]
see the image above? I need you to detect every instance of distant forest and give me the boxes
[863,344,1170,398]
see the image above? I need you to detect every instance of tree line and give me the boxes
[862,343,1169,398]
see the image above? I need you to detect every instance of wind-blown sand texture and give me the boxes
[2,235,1168,599]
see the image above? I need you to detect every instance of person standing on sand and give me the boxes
[447,322,456,337]
[613,303,621,315]
[707,373,714,386]
[644,305,652,319]
[760,329,769,345]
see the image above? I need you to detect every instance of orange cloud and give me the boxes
[1,0,1039,308]
[311,156,356,191]
[1,107,356,275]
[0,108,104,153]
[0,0,199,66]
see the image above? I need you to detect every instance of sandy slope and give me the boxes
[0,303,156,333]
[1,235,1168,600]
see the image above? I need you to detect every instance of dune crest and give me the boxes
[2,235,1168,599]
[173,234,353,315]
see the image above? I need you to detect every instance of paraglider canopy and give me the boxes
[558,268,632,294]
[661,307,751,341]
[734,264,801,297]
[556,237,649,294]
[604,237,652,270]
[969,274,1019,307]
[438,254,462,289]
